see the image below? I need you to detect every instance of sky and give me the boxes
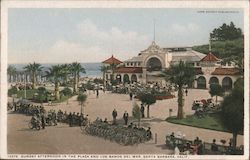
[8,8,244,64]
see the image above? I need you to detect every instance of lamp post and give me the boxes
[24,72,27,99]
[81,102,84,115]
[169,108,173,117]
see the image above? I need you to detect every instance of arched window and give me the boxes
[146,57,162,71]
[123,74,130,84]
[222,77,233,91]
[209,77,219,86]
[197,76,206,89]
[131,74,137,83]
[116,74,122,83]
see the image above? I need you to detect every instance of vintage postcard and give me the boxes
[0,0,249,159]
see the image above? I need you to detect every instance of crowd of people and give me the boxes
[10,101,45,116]
[110,82,175,99]
[166,132,205,155]
[8,101,89,130]
[84,118,152,146]
[166,132,243,155]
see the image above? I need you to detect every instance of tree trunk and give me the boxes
[81,103,83,114]
[73,73,78,94]
[8,75,11,83]
[138,117,141,127]
[32,72,36,89]
[77,73,80,91]
[177,87,184,119]
[65,76,69,84]
[147,105,150,118]
[55,81,60,100]
[233,132,237,150]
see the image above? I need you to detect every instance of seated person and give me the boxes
[211,139,218,152]
[128,122,133,128]
[183,142,191,155]
[31,115,36,125]
[146,127,152,139]
[170,132,175,138]
[194,137,200,145]
[103,118,108,123]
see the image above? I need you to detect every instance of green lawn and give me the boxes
[53,95,72,103]
[166,114,230,133]
[14,89,72,104]
[16,89,38,99]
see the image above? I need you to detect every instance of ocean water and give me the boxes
[9,62,103,78]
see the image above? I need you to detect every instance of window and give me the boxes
[138,62,141,66]
[130,62,133,66]
[196,62,200,66]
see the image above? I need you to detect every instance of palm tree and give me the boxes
[7,65,17,83]
[110,63,117,83]
[100,65,109,86]
[61,64,71,85]
[70,62,86,94]
[24,62,43,89]
[165,61,195,119]
[45,65,64,100]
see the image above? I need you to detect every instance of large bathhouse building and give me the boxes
[102,41,241,90]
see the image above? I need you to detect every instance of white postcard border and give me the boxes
[1,0,249,159]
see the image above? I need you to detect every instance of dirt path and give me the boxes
[7,89,243,154]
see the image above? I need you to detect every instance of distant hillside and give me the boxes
[192,38,244,60]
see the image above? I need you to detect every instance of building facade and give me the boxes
[102,41,241,90]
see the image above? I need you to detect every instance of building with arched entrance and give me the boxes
[102,41,241,90]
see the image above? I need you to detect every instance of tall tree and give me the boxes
[61,87,72,105]
[24,62,43,89]
[45,65,64,100]
[165,61,195,119]
[193,22,244,65]
[37,87,48,106]
[209,84,224,104]
[221,78,244,150]
[70,62,86,94]
[132,103,141,127]
[7,65,17,83]
[210,22,243,41]
[139,93,156,118]
[100,65,109,87]
[77,94,87,114]
[61,64,71,85]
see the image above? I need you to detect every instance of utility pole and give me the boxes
[24,73,27,99]
[153,18,156,42]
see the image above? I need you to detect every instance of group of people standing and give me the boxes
[112,103,145,126]
[112,109,130,125]
[67,112,88,127]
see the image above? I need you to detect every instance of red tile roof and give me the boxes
[200,52,220,62]
[102,55,122,64]
[195,67,203,75]
[211,68,240,75]
[114,67,142,73]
